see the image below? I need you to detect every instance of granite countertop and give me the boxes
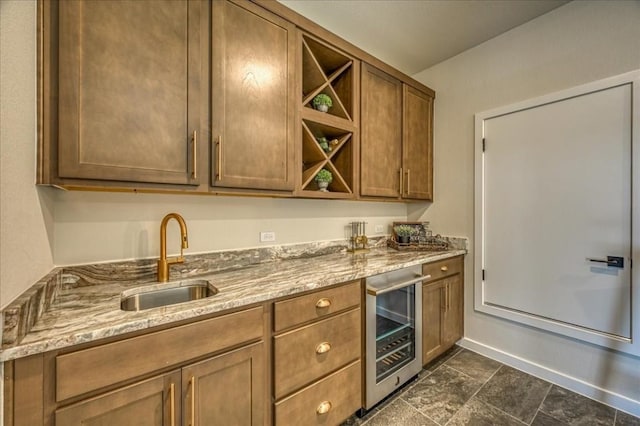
[1,240,465,361]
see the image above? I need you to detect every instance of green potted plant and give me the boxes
[312,93,333,113]
[314,168,333,192]
[316,136,330,152]
[394,225,415,244]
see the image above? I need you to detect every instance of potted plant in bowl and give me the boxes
[312,93,333,113]
[314,168,333,192]
[316,136,330,152]
[394,225,415,244]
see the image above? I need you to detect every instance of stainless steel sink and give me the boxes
[120,280,218,311]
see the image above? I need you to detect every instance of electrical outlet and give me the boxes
[260,231,276,242]
[374,225,384,233]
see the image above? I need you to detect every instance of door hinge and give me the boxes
[482,269,485,280]
[482,138,486,152]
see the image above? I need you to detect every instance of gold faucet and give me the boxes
[157,213,189,282]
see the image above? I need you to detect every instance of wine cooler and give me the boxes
[364,265,428,409]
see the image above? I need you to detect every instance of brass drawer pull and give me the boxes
[316,400,332,415]
[315,342,331,354]
[441,265,449,272]
[315,298,331,309]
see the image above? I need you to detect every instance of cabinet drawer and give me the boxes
[273,280,360,331]
[56,306,263,402]
[275,360,361,426]
[423,256,463,283]
[274,308,361,399]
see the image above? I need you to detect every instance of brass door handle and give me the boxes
[406,168,411,194]
[441,265,449,272]
[315,342,331,354]
[189,376,196,426]
[315,298,331,308]
[169,382,176,426]
[399,167,404,195]
[191,130,197,180]
[215,135,222,180]
[316,400,332,415]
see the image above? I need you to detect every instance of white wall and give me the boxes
[413,0,640,415]
[0,0,55,309]
[53,191,406,265]
[0,1,408,307]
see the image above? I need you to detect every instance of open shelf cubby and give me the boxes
[299,33,357,198]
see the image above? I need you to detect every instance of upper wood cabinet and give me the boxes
[403,85,434,200]
[360,63,434,201]
[211,0,296,191]
[360,64,403,198]
[41,0,206,187]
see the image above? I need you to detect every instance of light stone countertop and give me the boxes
[0,245,465,361]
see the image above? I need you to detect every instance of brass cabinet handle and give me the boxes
[316,400,332,415]
[215,135,222,180]
[441,265,449,272]
[190,376,196,426]
[406,168,411,194]
[441,285,446,311]
[169,382,176,426]
[315,342,331,354]
[399,167,404,195]
[446,283,450,312]
[191,130,197,180]
[315,298,331,308]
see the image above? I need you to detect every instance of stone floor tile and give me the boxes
[363,399,438,426]
[540,385,616,426]
[475,365,551,424]
[402,365,484,424]
[446,397,526,426]
[532,411,569,425]
[444,349,503,382]
[424,344,463,372]
[616,411,640,426]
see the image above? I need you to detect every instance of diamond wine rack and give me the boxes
[299,33,359,198]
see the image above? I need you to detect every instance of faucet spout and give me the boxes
[158,213,189,282]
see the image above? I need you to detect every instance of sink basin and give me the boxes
[120,280,218,311]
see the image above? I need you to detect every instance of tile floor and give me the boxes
[342,346,640,426]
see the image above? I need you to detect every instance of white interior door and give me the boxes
[480,82,633,340]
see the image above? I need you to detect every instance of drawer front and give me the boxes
[56,306,264,402]
[274,280,361,332]
[422,256,463,283]
[275,360,361,426]
[274,308,361,399]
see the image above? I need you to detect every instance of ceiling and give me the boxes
[278,0,570,75]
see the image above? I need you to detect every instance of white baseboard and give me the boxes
[459,338,640,418]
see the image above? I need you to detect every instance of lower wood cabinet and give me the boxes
[6,306,266,426]
[183,343,264,426]
[272,280,363,425]
[422,256,464,365]
[55,370,181,426]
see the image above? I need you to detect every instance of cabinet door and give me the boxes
[402,85,434,200]
[211,0,295,191]
[360,63,402,198]
[57,0,202,185]
[182,342,264,426]
[443,275,463,346]
[55,370,181,426]
[422,281,445,365]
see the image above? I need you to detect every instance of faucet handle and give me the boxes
[166,256,185,265]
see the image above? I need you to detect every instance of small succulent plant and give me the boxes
[314,168,333,183]
[312,93,333,109]
[394,225,415,237]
